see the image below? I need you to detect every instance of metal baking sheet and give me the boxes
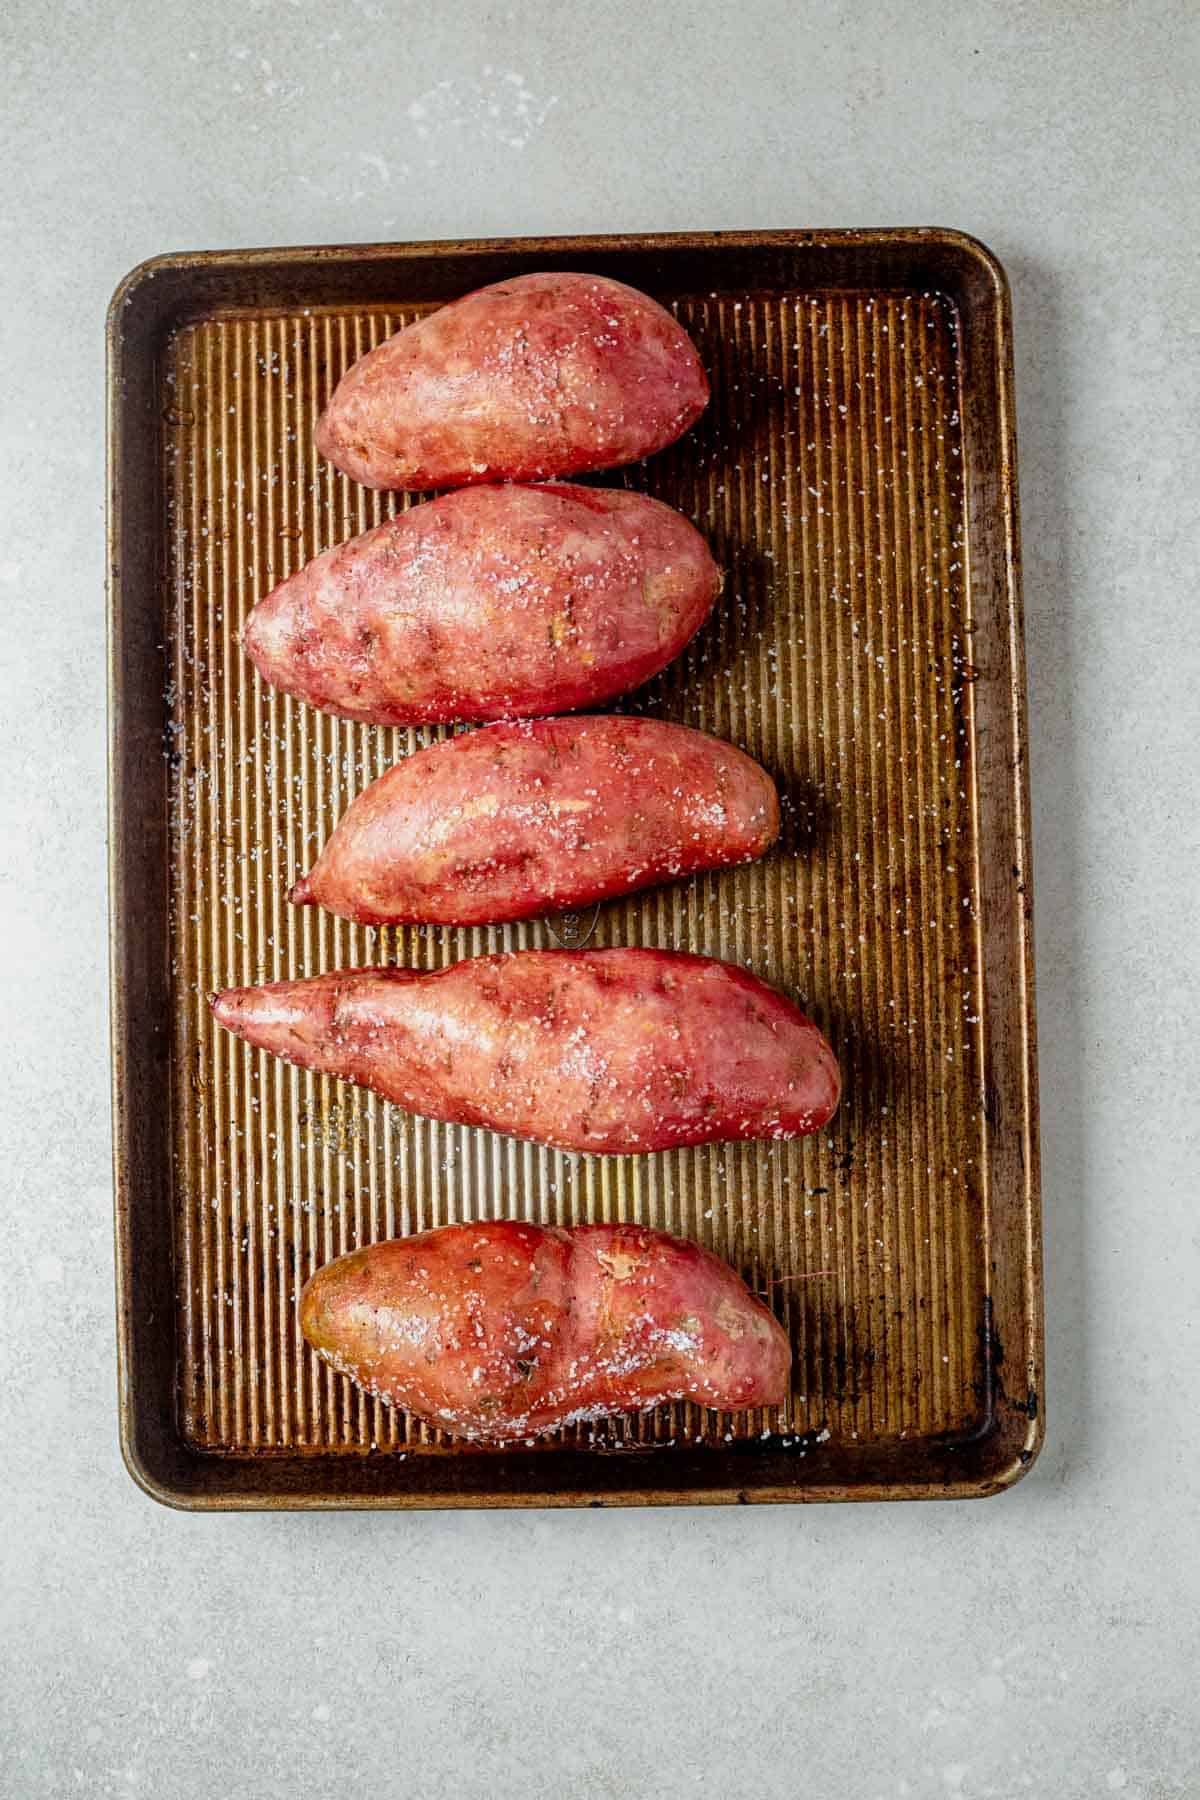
[108,229,1042,1507]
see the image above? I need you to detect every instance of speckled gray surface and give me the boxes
[2,2,1198,1795]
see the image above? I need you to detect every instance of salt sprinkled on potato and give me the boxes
[300,1221,790,1443]
[315,271,709,490]
[210,948,840,1155]
[291,715,779,926]
[242,483,720,726]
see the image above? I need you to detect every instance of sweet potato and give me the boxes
[300,1220,791,1442]
[290,716,779,926]
[315,271,709,490]
[209,949,840,1153]
[242,483,720,726]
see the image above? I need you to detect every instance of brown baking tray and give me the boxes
[108,229,1041,1507]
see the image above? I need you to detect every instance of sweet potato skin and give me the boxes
[291,716,780,926]
[300,1221,791,1442]
[209,949,840,1154]
[242,483,720,726]
[314,271,709,490]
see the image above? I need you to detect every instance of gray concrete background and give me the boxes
[2,3,1197,1795]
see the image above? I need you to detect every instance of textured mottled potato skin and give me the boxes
[300,1221,791,1442]
[210,949,841,1154]
[291,717,780,926]
[314,271,709,490]
[242,483,720,726]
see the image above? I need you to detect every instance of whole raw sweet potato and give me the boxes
[290,716,780,926]
[300,1220,791,1442]
[315,271,709,490]
[210,949,840,1153]
[242,483,720,726]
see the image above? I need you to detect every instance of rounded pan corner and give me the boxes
[915,226,1012,306]
[975,1410,1046,1498]
[118,1414,207,1512]
[106,250,199,341]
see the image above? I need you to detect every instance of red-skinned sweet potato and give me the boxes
[209,949,840,1154]
[300,1220,790,1442]
[315,271,709,490]
[242,483,720,726]
[290,716,779,926]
